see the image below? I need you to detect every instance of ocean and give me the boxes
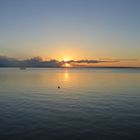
[0,68,140,140]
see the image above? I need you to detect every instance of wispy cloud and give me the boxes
[98,58,138,61]
[63,59,120,64]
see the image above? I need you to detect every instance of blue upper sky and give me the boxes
[0,0,140,66]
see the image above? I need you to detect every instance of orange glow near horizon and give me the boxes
[64,63,71,67]
[64,58,70,62]
[20,48,140,67]
[36,52,140,67]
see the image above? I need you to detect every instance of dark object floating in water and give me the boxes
[20,67,26,70]
[58,86,60,89]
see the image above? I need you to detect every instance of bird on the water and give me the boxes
[58,86,60,89]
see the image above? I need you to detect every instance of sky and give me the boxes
[0,0,140,67]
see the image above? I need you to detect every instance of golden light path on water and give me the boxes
[64,69,69,81]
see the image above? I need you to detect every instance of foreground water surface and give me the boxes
[0,68,140,140]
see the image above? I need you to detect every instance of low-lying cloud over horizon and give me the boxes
[0,55,139,68]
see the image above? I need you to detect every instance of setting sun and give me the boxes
[63,56,71,62]
[64,63,71,67]
[64,59,69,62]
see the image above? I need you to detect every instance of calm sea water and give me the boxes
[0,68,140,140]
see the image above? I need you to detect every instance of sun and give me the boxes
[64,59,68,62]
[64,63,70,67]
[61,56,72,67]
[63,56,72,62]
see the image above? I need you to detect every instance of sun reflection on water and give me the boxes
[64,69,69,81]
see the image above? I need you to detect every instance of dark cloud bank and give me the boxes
[0,55,139,68]
[0,56,59,68]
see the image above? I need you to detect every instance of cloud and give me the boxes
[0,55,19,67]
[98,58,138,61]
[0,55,139,67]
[63,59,120,64]
[0,56,60,67]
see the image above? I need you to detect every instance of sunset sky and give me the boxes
[0,0,140,67]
